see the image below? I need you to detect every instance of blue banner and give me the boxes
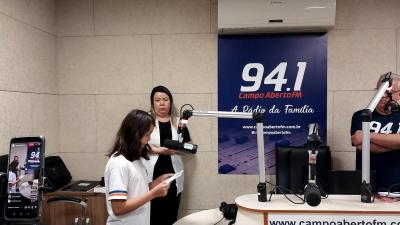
[218,34,327,175]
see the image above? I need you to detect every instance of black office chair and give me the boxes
[275,146,331,194]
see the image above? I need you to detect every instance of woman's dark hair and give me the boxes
[150,85,178,125]
[107,109,155,161]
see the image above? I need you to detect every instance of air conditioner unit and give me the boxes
[218,0,336,34]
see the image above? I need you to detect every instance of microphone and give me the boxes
[177,117,188,143]
[385,91,400,113]
[386,100,400,113]
[304,183,321,207]
[182,109,193,120]
[304,123,322,207]
[306,123,321,148]
[164,139,197,154]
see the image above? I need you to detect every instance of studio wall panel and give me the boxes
[336,0,400,29]
[59,95,96,153]
[152,34,217,93]
[58,35,152,94]
[210,0,218,34]
[96,94,149,153]
[56,0,94,36]
[57,152,108,180]
[332,91,375,155]
[0,0,55,34]
[397,29,400,73]
[327,92,334,148]
[0,92,33,155]
[32,94,59,155]
[331,151,356,171]
[328,29,396,91]
[0,14,57,94]
[94,0,210,35]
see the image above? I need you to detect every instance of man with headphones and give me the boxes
[351,72,400,192]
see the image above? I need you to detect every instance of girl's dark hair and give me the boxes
[150,85,178,125]
[107,109,155,161]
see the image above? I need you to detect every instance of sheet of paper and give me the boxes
[165,170,183,184]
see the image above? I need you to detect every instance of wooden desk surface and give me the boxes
[234,194,400,225]
[44,190,104,197]
[174,209,231,225]
[236,194,400,214]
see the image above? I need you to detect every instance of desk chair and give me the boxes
[46,197,89,225]
[275,146,331,194]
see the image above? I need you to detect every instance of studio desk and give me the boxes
[235,194,400,225]
[42,189,107,225]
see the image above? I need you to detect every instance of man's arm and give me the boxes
[352,130,400,153]
[353,142,389,153]
[370,133,400,150]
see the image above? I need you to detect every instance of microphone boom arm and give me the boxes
[360,73,392,203]
[183,110,267,202]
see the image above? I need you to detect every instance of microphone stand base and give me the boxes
[257,182,267,202]
[360,182,373,203]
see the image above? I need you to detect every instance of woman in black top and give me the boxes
[142,85,191,225]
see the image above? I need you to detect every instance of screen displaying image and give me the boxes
[5,138,43,220]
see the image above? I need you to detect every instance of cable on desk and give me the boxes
[213,216,224,225]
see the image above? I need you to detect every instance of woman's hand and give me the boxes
[163,148,178,155]
[149,144,177,155]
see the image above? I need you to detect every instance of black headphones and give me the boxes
[219,202,238,224]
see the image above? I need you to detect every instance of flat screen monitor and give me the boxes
[275,146,331,194]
